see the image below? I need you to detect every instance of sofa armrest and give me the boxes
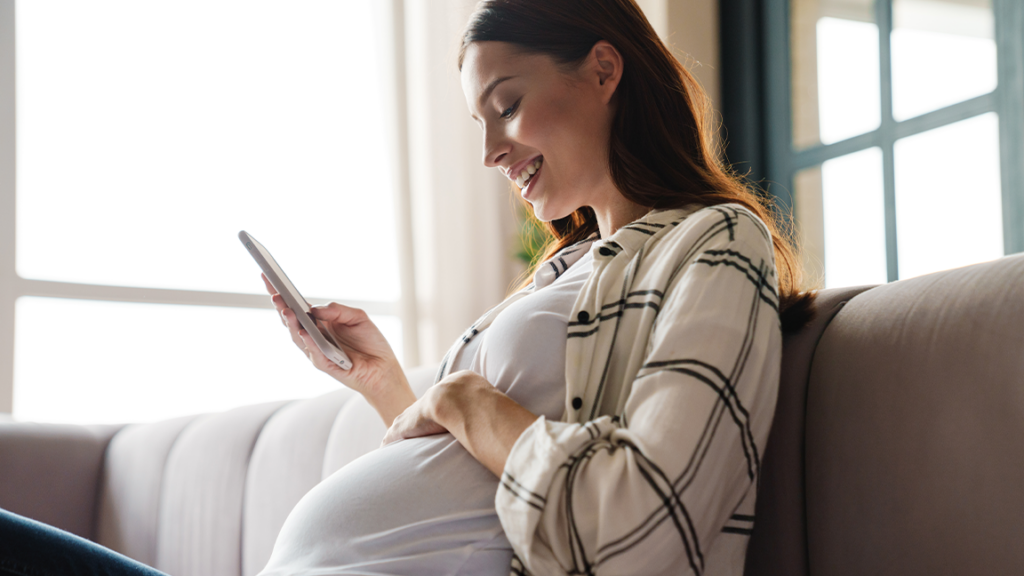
[0,422,121,539]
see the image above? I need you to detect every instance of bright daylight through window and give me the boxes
[12,1,401,423]
[790,0,1003,289]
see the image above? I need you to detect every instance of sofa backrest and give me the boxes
[745,284,875,576]
[95,366,437,576]
[803,253,1024,575]
[749,253,1024,575]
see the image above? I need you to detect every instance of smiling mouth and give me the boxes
[514,157,543,188]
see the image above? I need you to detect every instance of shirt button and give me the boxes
[576,310,590,323]
[598,247,614,257]
[572,397,583,410]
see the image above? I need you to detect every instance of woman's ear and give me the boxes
[589,40,623,103]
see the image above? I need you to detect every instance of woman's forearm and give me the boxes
[365,367,418,428]
[434,380,540,477]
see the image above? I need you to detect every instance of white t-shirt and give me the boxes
[259,250,594,576]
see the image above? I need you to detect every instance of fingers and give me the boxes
[381,413,409,446]
[381,426,396,447]
[280,307,305,349]
[381,411,446,447]
[271,295,288,326]
[297,328,340,375]
[310,302,369,327]
[261,273,278,296]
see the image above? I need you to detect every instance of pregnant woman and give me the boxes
[0,0,814,575]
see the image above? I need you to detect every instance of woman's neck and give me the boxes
[590,184,651,239]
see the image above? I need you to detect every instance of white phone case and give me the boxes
[239,231,353,370]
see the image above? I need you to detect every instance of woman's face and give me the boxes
[461,41,621,222]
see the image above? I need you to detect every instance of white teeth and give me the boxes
[512,157,543,188]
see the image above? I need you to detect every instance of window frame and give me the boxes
[0,0,419,415]
[720,0,1024,283]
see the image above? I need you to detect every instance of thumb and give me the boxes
[311,302,368,326]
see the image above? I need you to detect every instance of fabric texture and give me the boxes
[0,507,168,576]
[0,423,121,541]
[442,204,782,575]
[97,416,198,568]
[804,253,1024,575]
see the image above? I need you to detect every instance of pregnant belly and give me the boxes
[260,434,511,575]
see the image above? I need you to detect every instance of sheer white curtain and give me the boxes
[400,0,522,365]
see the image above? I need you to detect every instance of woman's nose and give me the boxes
[482,129,511,168]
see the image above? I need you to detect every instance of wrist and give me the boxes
[364,365,417,427]
[435,379,538,477]
[428,379,468,434]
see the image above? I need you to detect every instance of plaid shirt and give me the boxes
[437,203,782,575]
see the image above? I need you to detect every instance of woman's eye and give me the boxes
[500,99,521,120]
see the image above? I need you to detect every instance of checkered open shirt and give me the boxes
[437,203,782,575]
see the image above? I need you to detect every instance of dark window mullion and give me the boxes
[877,0,900,282]
[791,93,997,172]
[792,129,882,171]
[762,0,795,214]
[995,0,1024,255]
[892,92,996,139]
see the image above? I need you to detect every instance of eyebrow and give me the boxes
[478,75,517,107]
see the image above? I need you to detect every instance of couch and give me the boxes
[1,253,1022,575]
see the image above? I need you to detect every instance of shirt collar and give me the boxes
[530,204,701,288]
[591,204,702,261]
[531,233,599,289]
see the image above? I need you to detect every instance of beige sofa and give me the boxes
[1,254,1022,575]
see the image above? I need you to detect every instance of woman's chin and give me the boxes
[533,205,576,224]
[528,197,570,223]
[530,204,557,223]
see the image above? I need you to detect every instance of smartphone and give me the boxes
[239,231,353,370]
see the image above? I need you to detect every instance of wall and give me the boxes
[638,0,721,111]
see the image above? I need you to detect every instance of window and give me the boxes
[720,0,1024,289]
[1,1,407,423]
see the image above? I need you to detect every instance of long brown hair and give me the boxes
[459,0,815,332]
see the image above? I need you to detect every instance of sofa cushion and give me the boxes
[155,401,288,576]
[805,254,1024,575]
[241,388,355,576]
[96,415,198,566]
[745,285,875,576]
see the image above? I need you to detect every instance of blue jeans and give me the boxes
[0,508,167,576]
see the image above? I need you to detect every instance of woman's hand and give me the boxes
[382,370,540,477]
[263,274,415,425]
[380,383,450,447]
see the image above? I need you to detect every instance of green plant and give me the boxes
[515,209,552,267]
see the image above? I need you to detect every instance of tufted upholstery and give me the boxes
[1,254,1023,574]
[0,366,435,576]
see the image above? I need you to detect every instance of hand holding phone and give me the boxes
[241,231,353,370]
[242,230,417,425]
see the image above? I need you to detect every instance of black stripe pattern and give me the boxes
[496,204,782,576]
